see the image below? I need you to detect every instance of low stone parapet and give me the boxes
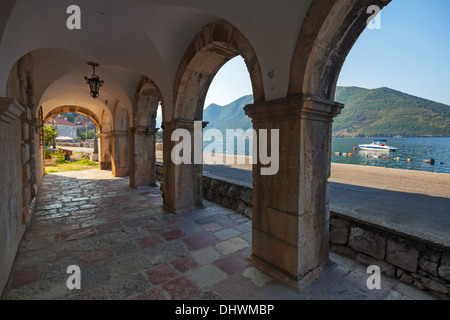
[329,212,450,299]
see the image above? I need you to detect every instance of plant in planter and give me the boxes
[54,149,68,164]
[44,148,52,159]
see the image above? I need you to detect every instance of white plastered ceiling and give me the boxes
[0,0,313,121]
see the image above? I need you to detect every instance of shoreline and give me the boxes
[156,148,450,198]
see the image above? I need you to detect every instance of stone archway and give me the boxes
[163,19,264,213]
[45,105,104,164]
[241,0,392,288]
[129,77,162,188]
[44,105,102,132]
[289,0,391,99]
[111,101,130,177]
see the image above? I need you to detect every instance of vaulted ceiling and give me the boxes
[0,0,314,120]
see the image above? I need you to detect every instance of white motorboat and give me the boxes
[358,139,397,152]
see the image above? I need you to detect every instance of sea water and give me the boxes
[331,137,450,174]
[210,137,450,174]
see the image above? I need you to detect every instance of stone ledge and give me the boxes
[0,98,25,124]
[330,209,450,251]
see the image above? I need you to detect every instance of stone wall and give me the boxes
[0,112,25,295]
[0,53,41,295]
[57,142,91,148]
[329,212,450,300]
[156,164,252,218]
[156,163,450,299]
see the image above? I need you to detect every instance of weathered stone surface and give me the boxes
[422,277,449,294]
[417,269,428,276]
[202,177,211,189]
[411,273,421,280]
[241,189,252,204]
[21,143,30,165]
[219,183,229,196]
[386,239,419,273]
[330,243,357,259]
[355,253,396,277]
[210,179,221,192]
[429,275,447,284]
[438,253,450,281]
[243,207,252,218]
[22,163,30,185]
[419,249,441,277]
[329,217,350,245]
[22,122,29,140]
[348,227,386,260]
[399,273,414,284]
[413,280,425,290]
[227,186,240,200]
[236,201,246,214]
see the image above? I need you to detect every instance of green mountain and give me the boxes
[202,87,450,138]
[203,95,254,133]
[333,87,450,137]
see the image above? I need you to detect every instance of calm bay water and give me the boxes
[206,137,450,174]
[331,137,450,174]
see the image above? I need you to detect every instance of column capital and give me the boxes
[302,95,344,122]
[244,95,343,123]
[0,97,25,124]
[97,132,111,138]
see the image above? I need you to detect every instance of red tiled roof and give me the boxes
[45,117,75,126]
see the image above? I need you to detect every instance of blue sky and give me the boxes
[203,0,450,108]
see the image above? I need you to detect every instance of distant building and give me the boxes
[75,120,96,133]
[46,116,77,140]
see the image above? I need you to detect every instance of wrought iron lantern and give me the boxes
[84,62,104,99]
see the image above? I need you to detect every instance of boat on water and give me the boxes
[358,139,398,152]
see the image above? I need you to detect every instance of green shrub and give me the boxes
[54,149,67,164]
[44,148,52,159]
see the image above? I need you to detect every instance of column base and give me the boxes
[113,167,128,177]
[100,162,111,170]
[247,253,329,291]
[163,202,204,214]
[90,153,99,162]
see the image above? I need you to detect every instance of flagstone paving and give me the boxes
[1,169,436,300]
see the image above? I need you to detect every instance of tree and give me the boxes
[60,113,76,123]
[43,125,58,147]
[78,130,95,140]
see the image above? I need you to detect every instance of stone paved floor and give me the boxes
[1,169,436,300]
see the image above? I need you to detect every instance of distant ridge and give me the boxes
[203,95,254,134]
[199,87,449,138]
[334,86,450,137]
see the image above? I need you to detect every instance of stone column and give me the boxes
[244,95,343,289]
[110,130,129,177]
[98,133,111,170]
[130,127,159,188]
[162,119,207,213]
[90,135,99,162]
